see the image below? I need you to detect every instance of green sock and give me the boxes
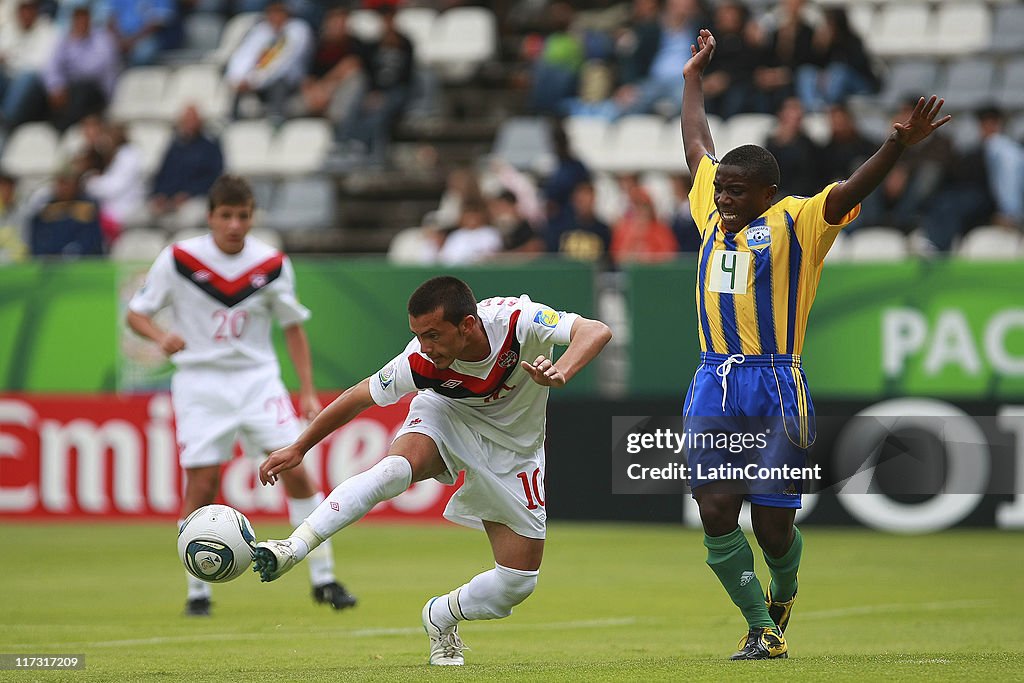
[704,527,776,631]
[764,526,803,603]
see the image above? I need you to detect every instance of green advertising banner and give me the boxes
[1,259,598,395]
[627,260,1024,399]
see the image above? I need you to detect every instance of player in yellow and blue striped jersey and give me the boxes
[680,28,950,661]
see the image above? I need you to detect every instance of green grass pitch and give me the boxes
[3,522,1022,681]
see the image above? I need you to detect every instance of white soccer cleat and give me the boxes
[422,596,466,666]
[252,539,301,582]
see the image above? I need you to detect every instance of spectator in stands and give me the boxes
[541,124,591,226]
[437,199,504,265]
[614,0,661,89]
[43,5,121,131]
[0,173,28,263]
[765,96,820,198]
[880,97,954,232]
[101,0,179,67]
[226,0,313,125]
[702,0,759,120]
[489,189,544,254]
[544,179,611,266]
[336,5,414,167]
[610,185,677,264]
[81,122,145,243]
[29,166,104,257]
[526,2,584,115]
[796,7,878,113]
[668,172,700,253]
[301,6,365,120]
[924,106,1024,252]
[149,104,225,233]
[820,101,882,228]
[752,0,815,115]
[610,0,703,119]
[0,0,57,129]
[436,167,484,230]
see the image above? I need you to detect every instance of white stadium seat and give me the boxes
[110,229,168,262]
[933,2,990,56]
[607,115,666,173]
[161,65,230,122]
[110,66,171,121]
[271,118,332,176]
[223,120,274,176]
[206,12,261,67]
[564,116,614,172]
[396,7,437,59]
[127,122,174,176]
[957,226,1022,261]
[1,123,59,177]
[421,7,497,83]
[846,227,909,262]
[867,5,933,57]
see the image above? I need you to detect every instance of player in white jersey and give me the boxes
[250,275,612,665]
[126,175,355,617]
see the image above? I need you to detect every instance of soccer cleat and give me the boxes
[252,539,301,582]
[183,597,211,617]
[312,581,357,610]
[766,587,797,633]
[730,627,788,660]
[422,597,466,665]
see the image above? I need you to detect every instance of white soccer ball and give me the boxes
[177,505,256,583]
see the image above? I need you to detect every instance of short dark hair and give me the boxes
[719,145,780,188]
[208,174,254,211]
[408,276,478,326]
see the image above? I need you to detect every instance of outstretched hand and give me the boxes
[683,28,716,79]
[521,355,566,388]
[259,444,304,486]
[893,96,951,147]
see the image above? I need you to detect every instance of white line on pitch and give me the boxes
[797,598,994,620]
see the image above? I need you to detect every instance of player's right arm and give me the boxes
[126,310,185,356]
[259,377,376,485]
[681,28,717,177]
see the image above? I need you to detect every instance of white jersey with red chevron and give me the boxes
[369,295,580,453]
[128,234,309,370]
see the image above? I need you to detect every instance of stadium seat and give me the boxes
[593,172,625,225]
[249,227,284,250]
[1008,113,1024,144]
[421,7,497,83]
[262,176,336,232]
[492,117,554,173]
[957,225,1022,261]
[387,226,440,264]
[939,58,998,112]
[271,118,332,176]
[206,12,261,67]
[945,116,980,153]
[997,58,1024,111]
[991,4,1024,53]
[823,230,850,264]
[109,66,171,121]
[161,65,231,122]
[608,115,667,173]
[801,112,831,146]
[845,227,909,262]
[640,171,674,221]
[223,120,274,176]
[564,116,614,172]
[656,118,686,174]
[933,2,991,56]
[396,7,438,60]
[110,229,168,262]
[876,60,941,109]
[160,12,225,65]
[1,123,58,177]
[347,9,384,42]
[867,5,933,57]
[127,122,173,176]
[846,4,875,38]
[722,113,776,151]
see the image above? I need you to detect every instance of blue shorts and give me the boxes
[682,353,815,508]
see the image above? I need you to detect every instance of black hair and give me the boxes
[719,144,780,188]
[208,174,254,211]
[408,276,478,326]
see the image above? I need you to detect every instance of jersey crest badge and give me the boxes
[747,220,771,248]
[534,308,560,327]
[250,272,268,288]
[497,350,519,368]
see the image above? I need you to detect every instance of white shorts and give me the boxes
[171,363,303,469]
[396,393,547,540]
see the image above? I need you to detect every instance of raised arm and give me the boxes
[824,95,951,225]
[681,28,718,177]
[259,378,376,485]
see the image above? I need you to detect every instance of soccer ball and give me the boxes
[177,505,256,583]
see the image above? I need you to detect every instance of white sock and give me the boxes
[429,563,539,630]
[287,493,335,586]
[303,455,412,545]
[178,518,212,600]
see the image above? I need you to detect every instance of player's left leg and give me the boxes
[278,465,356,611]
[423,522,543,666]
[752,504,801,634]
[179,464,221,617]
